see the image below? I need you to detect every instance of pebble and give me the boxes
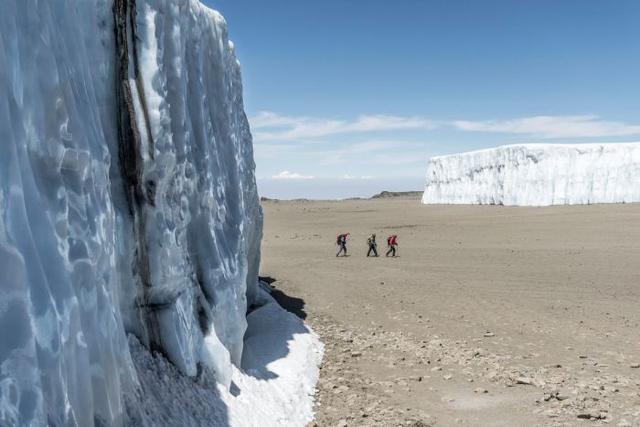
[515,377,534,385]
[577,412,607,420]
[486,370,498,379]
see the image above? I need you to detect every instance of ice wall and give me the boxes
[422,143,640,206]
[0,0,262,425]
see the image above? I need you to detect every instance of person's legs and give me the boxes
[372,245,378,257]
[337,244,345,257]
[386,246,393,257]
[391,246,396,257]
[367,245,373,257]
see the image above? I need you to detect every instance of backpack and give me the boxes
[388,235,397,245]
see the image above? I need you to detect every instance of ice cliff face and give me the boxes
[422,143,640,206]
[0,0,262,425]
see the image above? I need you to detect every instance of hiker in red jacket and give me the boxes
[336,233,350,257]
[386,235,398,257]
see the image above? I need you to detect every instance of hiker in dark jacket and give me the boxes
[336,233,349,257]
[386,234,398,257]
[366,233,378,257]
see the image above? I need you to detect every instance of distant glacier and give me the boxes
[422,143,640,206]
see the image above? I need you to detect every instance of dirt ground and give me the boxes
[259,196,640,427]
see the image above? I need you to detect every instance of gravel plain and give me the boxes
[260,196,640,426]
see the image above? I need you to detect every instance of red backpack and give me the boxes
[387,235,397,245]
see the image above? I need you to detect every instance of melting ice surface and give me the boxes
[423,143,640,206]
[0,0,322,425]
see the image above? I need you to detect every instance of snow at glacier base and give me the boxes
[422,143,640,206]
[0,0,322,425]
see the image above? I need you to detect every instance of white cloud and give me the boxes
[341,174,375,180]
[252,111,640,142]
[453,115,640,139]
[250,111,303,129]
[301,139,426,166]
[271,170,315,180]
[250,111,436,142]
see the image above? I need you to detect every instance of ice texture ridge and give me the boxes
[0,0,262,425]
[422,143,640,206]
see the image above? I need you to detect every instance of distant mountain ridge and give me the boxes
[371,190,423,199]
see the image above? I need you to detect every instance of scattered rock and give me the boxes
[515,377,534,385]
[310,312,639,427]
[577,412,607,421]
[483,332,495,337]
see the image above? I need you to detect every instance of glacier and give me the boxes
[0,0,321,426]
[422,143,640,206]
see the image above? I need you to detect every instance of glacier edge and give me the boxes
[422,143,640,206]
[0,0,315,425]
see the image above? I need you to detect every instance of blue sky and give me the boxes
[207,0,640,199]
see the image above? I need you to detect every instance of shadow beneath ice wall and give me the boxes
[126,335,230,426]
[260,276,307,320]
[240,277,311,380]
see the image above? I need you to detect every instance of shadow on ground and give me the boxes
[128,335,230,425]
[260,276,307,320]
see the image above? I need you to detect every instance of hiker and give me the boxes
[336,232,349,257]
[386,234,398,257]
[366,233,378,257]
